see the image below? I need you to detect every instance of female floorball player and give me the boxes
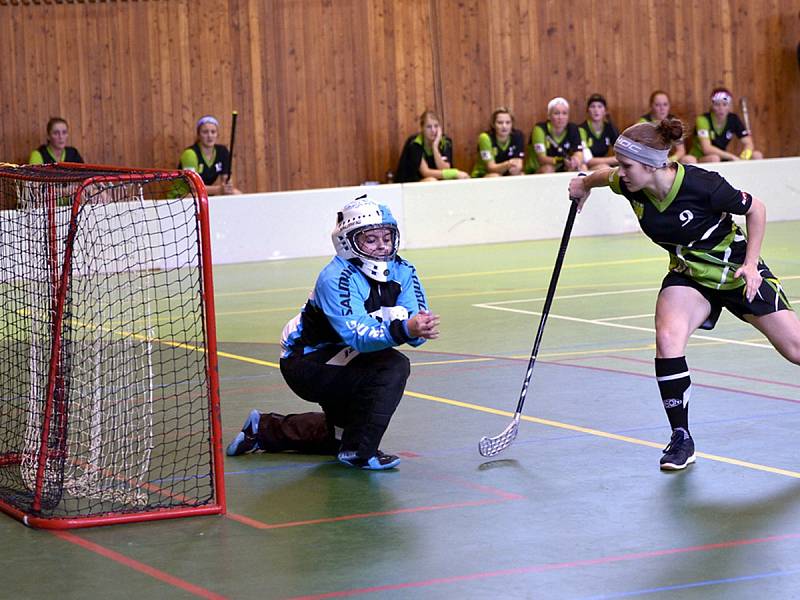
[178,115,241,195]
[29,117,84,164]
[227,195,440,470]
[568,118,800,471]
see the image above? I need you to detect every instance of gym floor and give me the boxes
[5,220,800,599]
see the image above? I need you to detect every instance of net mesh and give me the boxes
[0,164,220,521]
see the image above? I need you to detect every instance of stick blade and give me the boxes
[478,417,520,457]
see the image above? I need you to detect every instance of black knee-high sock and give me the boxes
[655,356,691,433]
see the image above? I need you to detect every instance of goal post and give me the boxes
[0,163,225,528]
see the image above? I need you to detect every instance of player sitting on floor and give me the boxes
[226,195,440,470]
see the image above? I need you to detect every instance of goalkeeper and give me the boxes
[227,195,440,470]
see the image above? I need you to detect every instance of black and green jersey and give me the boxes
[178,143,230,186]
[638,112,678,124]
[29,145,84,164]
[610,163,754,290]
[524,121,582,173]
[691,112,748,157]
[395,133,454,183]
[578,120,619,159]
[470,129,524,178]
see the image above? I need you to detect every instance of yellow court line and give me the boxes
[403,391,800,480]
[213,346,800,480]
[217,350,280,369]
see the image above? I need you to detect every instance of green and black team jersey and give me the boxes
[578,120,619,159]
[178,143,231,186]
[470,129,525,178]
[690,112,748,157]
[395,133,454,183]
[524,121,583,173]
[29,145,84,164]
[638,112,678,124]
[609,163,754,290]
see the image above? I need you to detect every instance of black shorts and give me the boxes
[660,267,792,330]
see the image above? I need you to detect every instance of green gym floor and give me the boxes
[6,220,800,599]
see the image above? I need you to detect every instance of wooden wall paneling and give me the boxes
[2,0,799,190]
[365,0,394,185]
[346,0,374,185]
[433,0,492,175]
[375,0,438,185]
[777,0,800,157]
[260,0,288,192]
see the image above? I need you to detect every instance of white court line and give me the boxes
[486,287,660,306]
[473,303,773,349]
[594,313,654,322]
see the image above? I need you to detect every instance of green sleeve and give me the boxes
[471,132,494,177]
[691,115,711,157]
[179,148,199,171]
[477,132,493,157]
[695,115,710,132]
[531,125,547,146]
[523,126,547,174]
[608,168,622,195]
[29,150,44,165]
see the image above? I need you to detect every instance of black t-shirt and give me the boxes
[179,143,231,186]
[395,134,454,183]
[578,120,619,158]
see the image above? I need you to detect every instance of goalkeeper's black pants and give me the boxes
[268,347,411,459]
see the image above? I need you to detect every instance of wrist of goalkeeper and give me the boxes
[740,148,753,160]
[442,168,459,180]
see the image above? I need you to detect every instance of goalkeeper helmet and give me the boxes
[332,194,399,282]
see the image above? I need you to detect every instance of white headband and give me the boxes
[196,115,220,129]
[614,135,669,168]
[547,97,569,113]
[711,91,732,104]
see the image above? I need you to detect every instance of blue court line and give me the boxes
[575,566,800,599]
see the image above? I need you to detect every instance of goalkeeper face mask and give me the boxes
[332,195,399,282]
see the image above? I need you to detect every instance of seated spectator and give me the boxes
[29,117,84,164]
[470,107,525,178]
[638,91,696,164]
[578,93,619,168]
[690,88,763,162]
[395,110,469,183]
[178,115,241,195]
[525,97,584,174]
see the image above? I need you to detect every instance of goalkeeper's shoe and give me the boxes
[660,428,695,471]
[337,449,400,470]
[226,410,262,456]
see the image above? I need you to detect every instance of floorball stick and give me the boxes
[478,192,580,457]
[226,110,238,178]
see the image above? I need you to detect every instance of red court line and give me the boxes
[608,354,800,390]
[282,532,800,599]
[547,359,800,405]
[226,497,513,530]
[52,531,229,600]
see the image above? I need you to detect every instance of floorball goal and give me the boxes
[0,163,225,528]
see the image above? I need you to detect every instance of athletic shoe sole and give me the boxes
[660,454,696,471]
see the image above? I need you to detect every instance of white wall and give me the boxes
[207,157,800,263]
